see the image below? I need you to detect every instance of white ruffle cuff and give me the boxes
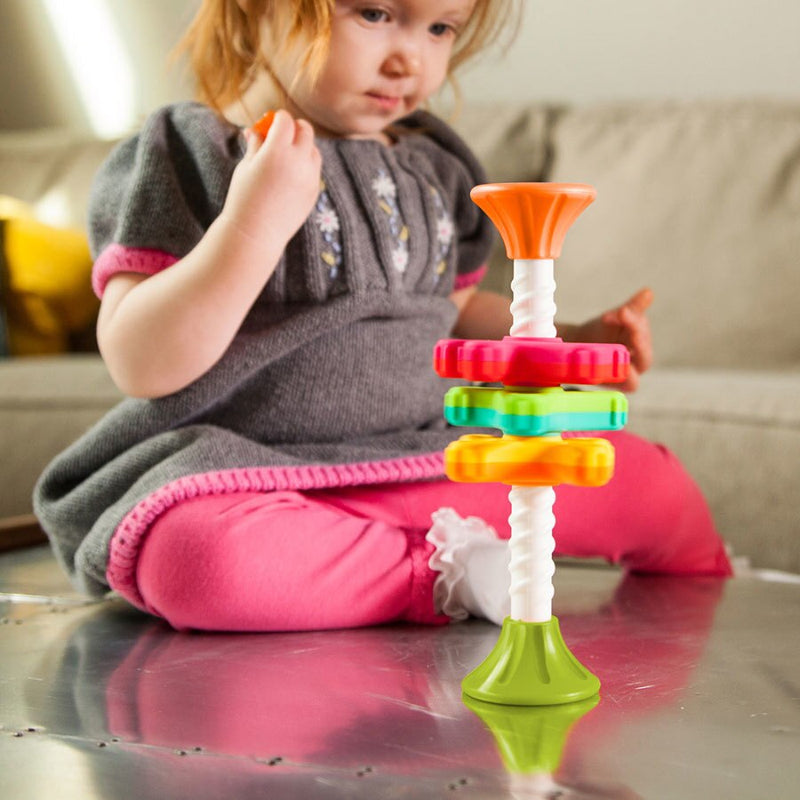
[426,507,510,624]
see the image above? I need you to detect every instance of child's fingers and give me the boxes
[626,287,654,314]
[294,118,315,144]
[623,368,641,393]
[291,121,322,178]
[250,110,294,155]
[254,112,317,158]
[619,305,653,372]
[294,119,321,161]
[243,110,289,162]
[241,128,259,160]
[245,109,284,153]
[266,109,295,144]
[602,287,652,330]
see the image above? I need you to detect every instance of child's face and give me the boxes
[272,0,476,139]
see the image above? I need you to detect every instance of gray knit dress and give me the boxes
[34,103,493,599]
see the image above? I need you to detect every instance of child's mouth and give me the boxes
[367,93,402,112]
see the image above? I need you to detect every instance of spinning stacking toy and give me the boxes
[434,183,631,706]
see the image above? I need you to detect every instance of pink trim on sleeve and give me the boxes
[454,263,487,291]
[107,452,446,610]
[92,244,179,297]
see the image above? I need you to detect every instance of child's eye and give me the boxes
[429,22,456,38]
[360,7,389,24]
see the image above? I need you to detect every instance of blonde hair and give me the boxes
[179,0,519,113]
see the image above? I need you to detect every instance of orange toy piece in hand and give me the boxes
[252,110,276,139]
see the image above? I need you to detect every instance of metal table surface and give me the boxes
[1,545,798,799]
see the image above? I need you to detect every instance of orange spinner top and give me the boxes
[470,183,596,260]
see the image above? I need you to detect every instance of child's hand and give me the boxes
[223,109,322,250]
[567,288,654,392]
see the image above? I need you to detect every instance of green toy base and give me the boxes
[462,616,600,706]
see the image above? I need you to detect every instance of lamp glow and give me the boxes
[40,0,136,137]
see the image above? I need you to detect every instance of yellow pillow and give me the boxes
[1,197,98,356]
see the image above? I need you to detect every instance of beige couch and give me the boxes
[2,99,798,571]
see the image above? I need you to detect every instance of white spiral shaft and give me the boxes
[508,485,556,622]
[509,258,556,338]
[507,257,558,622]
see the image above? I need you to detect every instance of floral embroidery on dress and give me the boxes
[314,179,342,281]
[429,185,454,286]
[372,168,409,274]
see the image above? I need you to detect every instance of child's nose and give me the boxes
[383,40,422,77]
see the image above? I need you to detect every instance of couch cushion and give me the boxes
[0,355,121,517]
[545,100,800,369]
[626,368,800,573]
[453,103,552,185]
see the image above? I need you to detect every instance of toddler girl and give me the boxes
[35,0,731,632]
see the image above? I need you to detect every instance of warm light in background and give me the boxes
[39,0,135,137]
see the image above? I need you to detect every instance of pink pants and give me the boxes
[125,432,731,631]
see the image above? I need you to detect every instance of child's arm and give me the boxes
[97,111,321,398]
[450,285,654,391]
